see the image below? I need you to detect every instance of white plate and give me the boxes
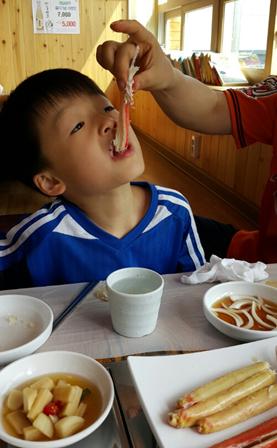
[0,294,53,365]
[128,337,277,448]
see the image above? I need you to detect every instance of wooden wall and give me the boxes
[128,90,272,220]
[0,0,127,93]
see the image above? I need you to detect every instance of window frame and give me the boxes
[164,8,182,50]
[158,0,277,82]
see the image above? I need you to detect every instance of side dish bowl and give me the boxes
[0,294,53,365]
[0,351,114,448]
[203,281,277,341]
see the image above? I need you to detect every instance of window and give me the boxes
[159,0,219,52]
[158,0,276,81]
[183,5,213,53]
[221,0,271,69]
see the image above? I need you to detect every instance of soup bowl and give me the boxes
[0,351,114,448]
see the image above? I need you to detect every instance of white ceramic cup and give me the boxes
[106,267,164,338]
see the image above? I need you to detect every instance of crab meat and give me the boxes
[113,102,130,153]
[113,46,139,153]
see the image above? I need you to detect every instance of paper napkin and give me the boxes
[181,255,269,284]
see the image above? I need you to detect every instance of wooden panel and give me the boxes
[129,90,271,209]
[0,0,127,94]
[0,2,17,90]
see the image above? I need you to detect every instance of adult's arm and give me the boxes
[97,20,231,135]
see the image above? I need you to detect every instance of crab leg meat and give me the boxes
[113,45,139,152]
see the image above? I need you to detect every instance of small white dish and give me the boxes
[203,281,277,341]
[127,337,277,448]
[0,351,114,448]
[0,294,53,365]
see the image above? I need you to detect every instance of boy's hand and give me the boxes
[96,20,175,93]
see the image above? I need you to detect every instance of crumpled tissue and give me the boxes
[181,255,269,284]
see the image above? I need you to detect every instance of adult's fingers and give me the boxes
[112,42,141,84]
[97,40,140,89]
[96,40,119,71]
[110,19,154,44]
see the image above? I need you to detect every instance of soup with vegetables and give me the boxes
[212,295,277,331]
[2,373,102,441]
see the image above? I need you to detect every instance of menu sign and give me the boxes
[32,0,80,34]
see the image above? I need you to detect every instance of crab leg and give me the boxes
[113,101,130,152]
[168,369,275,428]
[177,361,270,409]
[208,417,277,448]
[113,46,139,152]
[197,383,277,434]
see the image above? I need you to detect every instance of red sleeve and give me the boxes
[224,89,277,149]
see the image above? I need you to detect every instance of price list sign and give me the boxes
[32,0,80,34]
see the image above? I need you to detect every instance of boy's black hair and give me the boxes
[0,68,105,190]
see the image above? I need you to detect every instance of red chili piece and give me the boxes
[43,400,63,416]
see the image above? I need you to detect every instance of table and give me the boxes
[1,264,276,447]
[37,264,277,359]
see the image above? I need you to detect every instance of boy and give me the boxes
[0,68,205,288]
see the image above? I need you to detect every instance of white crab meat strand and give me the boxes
[213,308,244,327]
[240,309,254,329]
[229,299,256,309]
[266,314,277,327]
[124,45,140,105]
[251,302,275,329]
[113,102,129,153]
[231,307,251,314]
[113,46,140,153]
[262,304,277,316]
[229,294,260,302]
[229,295,262,306]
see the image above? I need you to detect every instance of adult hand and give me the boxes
[96,20,175,92]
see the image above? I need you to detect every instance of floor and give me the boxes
[0,140,256,232]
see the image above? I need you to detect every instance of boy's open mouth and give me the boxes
[109,141,131,159]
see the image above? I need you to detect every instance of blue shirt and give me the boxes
[0,182,205,287]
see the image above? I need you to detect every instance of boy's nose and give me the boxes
[100,117,117,135]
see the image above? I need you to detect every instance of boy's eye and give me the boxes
[104,105,115,113]
[71,121,84,134]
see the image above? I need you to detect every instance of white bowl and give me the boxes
[0,351,114,448]
[0,294,53,365]
[203,281,277,341]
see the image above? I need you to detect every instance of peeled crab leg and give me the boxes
[113,45,139,152]
[168,369,275,428]
[177,361,269,409]
[197,383,277,434]
[113,101,130,152]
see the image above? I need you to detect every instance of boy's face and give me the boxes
[35,93,145,199]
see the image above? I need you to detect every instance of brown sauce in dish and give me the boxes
[2,373,102,441]
[212,297,277,331]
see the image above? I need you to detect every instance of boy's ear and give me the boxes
[33,172,66,197]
